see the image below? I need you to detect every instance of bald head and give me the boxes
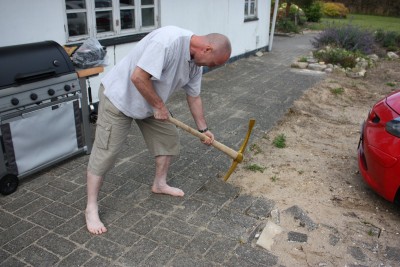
[205,33,232,59]
[190,33,232,67]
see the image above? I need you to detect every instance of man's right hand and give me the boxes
[153,105,170,120]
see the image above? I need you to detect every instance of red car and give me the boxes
[358,90,400,204]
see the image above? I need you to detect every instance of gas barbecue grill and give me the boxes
[0,41,92,195]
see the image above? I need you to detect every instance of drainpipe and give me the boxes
[269,0,280,52]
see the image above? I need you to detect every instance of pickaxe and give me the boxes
[168,117,256,181]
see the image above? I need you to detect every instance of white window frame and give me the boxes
[64,0,159,43]
[244,0,258,21]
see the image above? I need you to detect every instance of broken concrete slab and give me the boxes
[256,221,283,251]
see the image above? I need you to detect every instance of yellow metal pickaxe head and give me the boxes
[223,119,256,181]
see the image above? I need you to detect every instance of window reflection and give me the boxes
[95,0,112,8]
[120,0,135,6]
[121,9,135,29]
[96,11,113,32]
[141,0,153,5]
[66,0,86,9]
[67,13,88,36]
[142,8,154,27]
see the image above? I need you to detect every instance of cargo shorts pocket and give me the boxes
[95,120,112,150]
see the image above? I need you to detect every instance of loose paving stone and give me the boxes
[348,246,367,262]
[44,202,81,219]
[112,206,148,229]
[287,231,308,243]
[2,191,39,212]
[283,205,318,230]
[172,198,203,220]
[27,210,65,230]
[54,214,86,236]
[168,252,216,267]
[385,246,400,262]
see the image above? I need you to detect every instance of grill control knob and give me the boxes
[64,84,71,92]
[30,93,38,101]
[11,98,19,106]
[48,89,55,96]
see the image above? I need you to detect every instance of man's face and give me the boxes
[193,48,229,68]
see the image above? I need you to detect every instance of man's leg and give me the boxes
[151,155,184,197]
[85,84,132,234]
[85,171,107,234]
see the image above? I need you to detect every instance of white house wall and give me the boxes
[0,0,271,101]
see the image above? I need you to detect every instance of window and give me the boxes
[244,0,258,21]
[64,0,158,43]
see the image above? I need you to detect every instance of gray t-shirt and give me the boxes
[101,26,203,119]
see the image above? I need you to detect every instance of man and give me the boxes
[85,26,231,235]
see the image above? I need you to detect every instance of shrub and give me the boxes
[375,29,400,51]
[276,18,301,33]
[304,1,324,22]
[313,47,361,68]
[312,23,375,54]
[323,2,349,18]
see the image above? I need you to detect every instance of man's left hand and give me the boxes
[201,130,214,146]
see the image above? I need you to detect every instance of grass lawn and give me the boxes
[310,14,400,33]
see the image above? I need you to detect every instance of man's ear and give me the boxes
[203,45,213,54]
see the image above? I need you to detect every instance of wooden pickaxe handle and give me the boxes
[168,117,243,162]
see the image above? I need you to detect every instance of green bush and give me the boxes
[304,1,324,22]
[313,47,361,68]
[375,29,400,51]
[323,2,349,18]
[276,18,301,33]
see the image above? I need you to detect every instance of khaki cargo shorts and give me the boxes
[88,85,180,177]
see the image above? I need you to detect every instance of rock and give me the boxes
[255,51,263,57]
[387,51,399,59]
[256,221,283,251]
[291,61,308,69]
[307,58,318,64]
[325,68,333,73]
[308,63,327,71]
[346,69,366,78]
[270,208,280,224]
[367,54,379,61]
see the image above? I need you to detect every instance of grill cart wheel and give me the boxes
[0,174,19,195]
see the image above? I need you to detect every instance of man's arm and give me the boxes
[186,94,214,145]
[131,66,169,120]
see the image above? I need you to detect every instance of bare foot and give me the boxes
[85,207,107,235]
[152,184,185,197]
